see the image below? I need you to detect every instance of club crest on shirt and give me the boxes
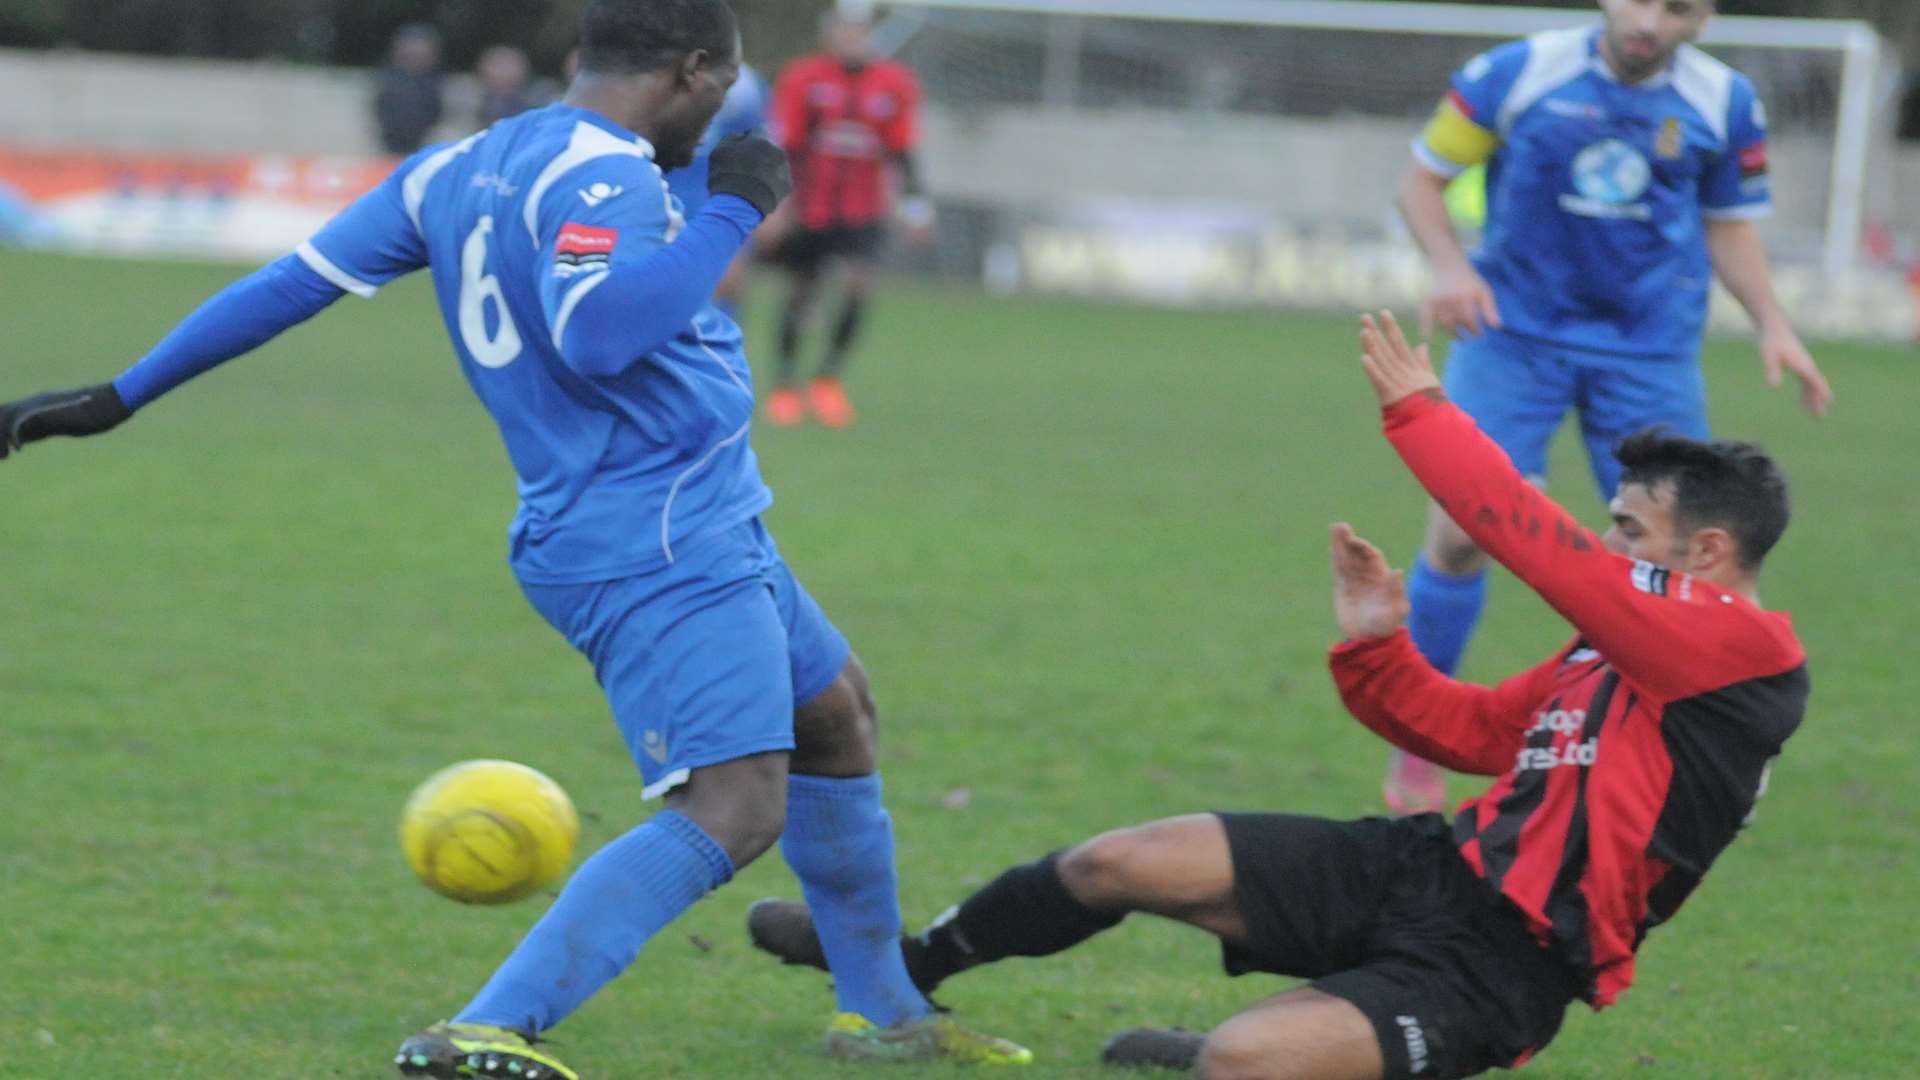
[1655,116,1684,160]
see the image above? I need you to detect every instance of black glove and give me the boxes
[0,383,132,460]
[707,132,792,219]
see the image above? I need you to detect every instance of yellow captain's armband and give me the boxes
[1419,98,1499,173]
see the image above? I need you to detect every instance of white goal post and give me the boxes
[850,0,1891,281]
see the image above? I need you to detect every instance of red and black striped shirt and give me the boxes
[1331,393,1809,1008]
[771,54,922,230]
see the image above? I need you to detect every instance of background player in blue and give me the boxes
[666,61,769,318]
[0,1,1030,1077]
[1383,0,1834,815]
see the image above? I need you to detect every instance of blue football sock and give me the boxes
[456,810,733,1034]
[714,296,740,321]
[780,773,930,1028]
[1406,554,1488,677]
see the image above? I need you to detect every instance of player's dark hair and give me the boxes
[1615,428,1789,572]
[578,0,737,76]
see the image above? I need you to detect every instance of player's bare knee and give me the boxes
[1194,1022,1283,1080]
[1424,515,1486,575]
[842,265,879,297]
[790,661,879,776]
[1056,828,1157,909]
[786,274,823,312]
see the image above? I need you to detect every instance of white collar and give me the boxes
[1586,27,1677,90]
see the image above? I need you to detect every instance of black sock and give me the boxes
[820,296,866,377]
[905,851,1123,990]
[776,302,805,386]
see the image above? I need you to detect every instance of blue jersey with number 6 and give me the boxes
[295,104,770,584]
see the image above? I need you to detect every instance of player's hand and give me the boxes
[1358,310,1442,409]
[1329,523,1408,640]
[707,132,792,219]
[1422,264,1502,340]
[0,383,131,460]
[898,197,938,250]
[1758,322,1833,418]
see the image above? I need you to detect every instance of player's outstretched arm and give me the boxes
[3,149,443,461]
[1705,218,1833,417]
[1325,521,1553,775]
[1356,311,1777,703]
[0,254,348,461]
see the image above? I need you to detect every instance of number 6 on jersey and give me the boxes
[459,215,524,369]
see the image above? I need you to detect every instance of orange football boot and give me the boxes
[808,376,856,429]
[763,385,806,426]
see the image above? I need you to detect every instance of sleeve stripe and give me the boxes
[550,269,612,349]
[1701,203,1773,221]
[1411,138,1469,180]
[296,241,379,299]
[402,133,483,234]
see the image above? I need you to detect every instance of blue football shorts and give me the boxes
[518,517,852,800]
[1441,329,1711,500]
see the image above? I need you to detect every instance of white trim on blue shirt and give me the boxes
[295,240,379,299]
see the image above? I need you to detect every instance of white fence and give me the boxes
[2,48,1915,339]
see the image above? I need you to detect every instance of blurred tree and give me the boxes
[0,1,1908,70]
[0,0,63,47]
[0,0,834,75]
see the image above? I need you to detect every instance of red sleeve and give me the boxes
[1381,392,1804,703]
[771,60,813,154]
[1330,629,1562,776]
[880,62,922,154]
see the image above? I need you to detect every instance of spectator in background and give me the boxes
[476,45,536,129]
[374,23,444,156]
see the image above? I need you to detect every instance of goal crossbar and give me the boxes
[863,0,1874,50]
[861,0,1887,276]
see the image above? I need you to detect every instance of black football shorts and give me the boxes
[1215,812,1585,1079]
[775,221,887,273]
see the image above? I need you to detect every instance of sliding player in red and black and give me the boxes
[741,311,1809,1079]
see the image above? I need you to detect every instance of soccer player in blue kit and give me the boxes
[0,1,1029,1076]
[1384,0,1834,815]
[666,60,769,317]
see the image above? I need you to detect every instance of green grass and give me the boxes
[0,251,1914,1079]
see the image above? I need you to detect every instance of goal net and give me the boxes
[858,0,1910,340]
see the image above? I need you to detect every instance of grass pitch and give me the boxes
[1,251,1914,1079]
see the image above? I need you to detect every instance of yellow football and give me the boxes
[399,759,579,905]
